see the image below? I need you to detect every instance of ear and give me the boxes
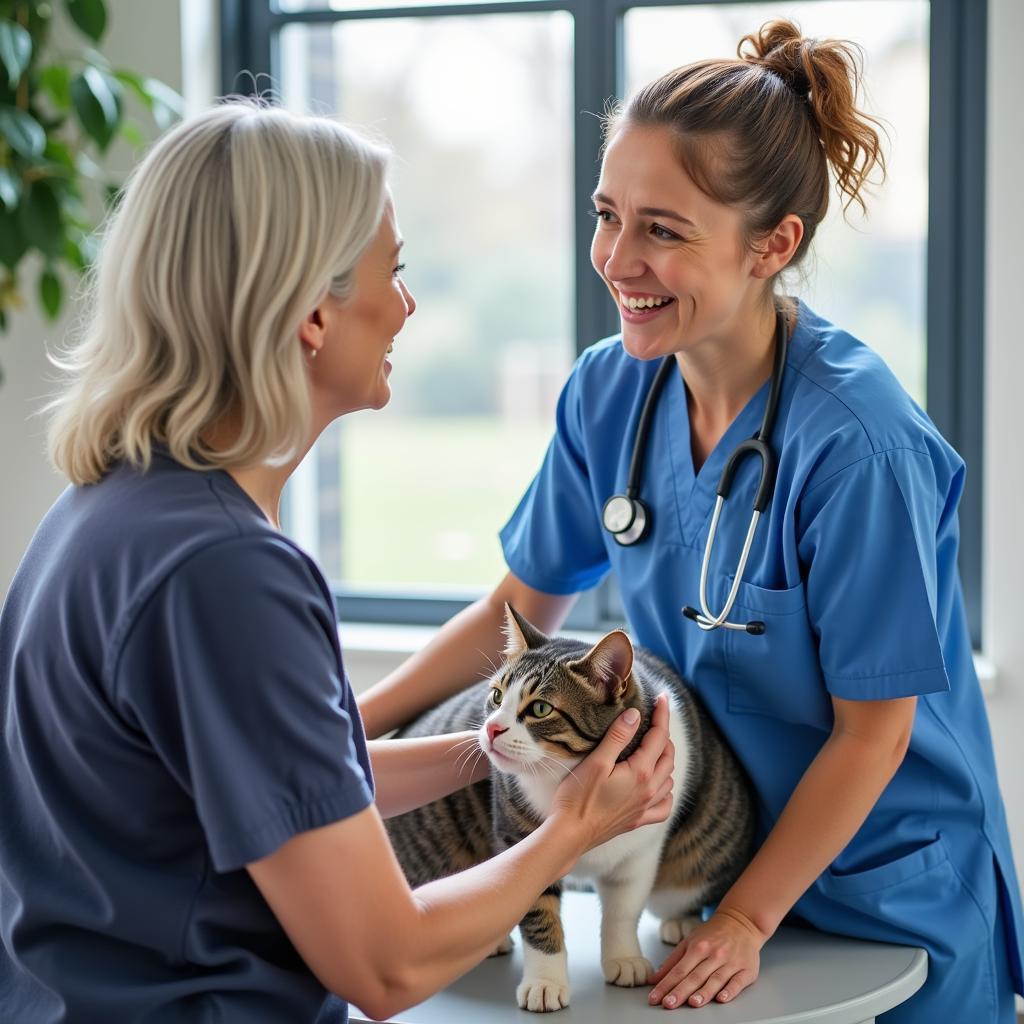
[750,213,804,279]
[572,630,634,702]
[502,603,549,659]
[298,304,326,359]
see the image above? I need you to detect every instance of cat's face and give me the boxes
[478,605,638,781]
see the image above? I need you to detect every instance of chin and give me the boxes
[369,383,392,410]
[620,330,672,361]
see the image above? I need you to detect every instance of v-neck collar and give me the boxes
[662,301,814,546]
[665,366,769,545]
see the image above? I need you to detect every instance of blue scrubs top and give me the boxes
[501,301,1023,995]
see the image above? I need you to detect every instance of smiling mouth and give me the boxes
[617,293,675,322]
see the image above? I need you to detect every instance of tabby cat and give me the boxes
[385,605,754,1013]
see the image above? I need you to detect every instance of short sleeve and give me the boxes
[112,536,374,872]
[500,360,611,594]
[797,449,953,701]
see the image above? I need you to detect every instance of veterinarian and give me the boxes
[0,101,677,1024]
[358,20,1024,1022]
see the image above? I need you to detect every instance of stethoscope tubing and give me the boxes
[603,309,790,636]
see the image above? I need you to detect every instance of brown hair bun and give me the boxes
[738,19,887,214]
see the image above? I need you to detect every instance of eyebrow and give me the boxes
[392,239,405,256]
[591,192,697,229]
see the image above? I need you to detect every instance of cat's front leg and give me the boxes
[595,867,658,987]
[517,885,570,1012]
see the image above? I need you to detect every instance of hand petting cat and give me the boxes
[549,692,676,852]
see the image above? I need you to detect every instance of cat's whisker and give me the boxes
[452,741,481,768]
[540,752,578,785]
[455,742,485,776]
[474,648,504,681]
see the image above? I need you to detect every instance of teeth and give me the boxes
[624,295,671,310]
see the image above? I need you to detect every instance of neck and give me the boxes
[675,299,780,428]
[205,407,327,529]
[227,458,305,529]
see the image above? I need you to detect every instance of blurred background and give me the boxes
[0,5,1021,967]
[272,2,929,597]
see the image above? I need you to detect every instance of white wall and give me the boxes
[983,0,1024,905]
[1,0,1022,917]
[0,0,183,594]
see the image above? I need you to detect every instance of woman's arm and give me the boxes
[369,731,489,819]
[249,696,674,1021]
[357,572,577,739]
[648,694,917,1010]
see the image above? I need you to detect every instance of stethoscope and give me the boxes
[601,310,789,636]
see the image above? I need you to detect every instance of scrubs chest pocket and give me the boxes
[724,579,832,728]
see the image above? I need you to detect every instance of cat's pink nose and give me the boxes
[487,723,508,744]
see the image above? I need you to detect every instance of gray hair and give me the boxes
[47,99,390,485]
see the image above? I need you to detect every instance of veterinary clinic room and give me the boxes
[3,0,1024,1021]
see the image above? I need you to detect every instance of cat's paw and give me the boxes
[659,915,703,945]
[602,955,653,987]
[488,934,514,957]
[516,978,570,1012]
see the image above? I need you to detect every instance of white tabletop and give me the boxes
[352,890,926,1024]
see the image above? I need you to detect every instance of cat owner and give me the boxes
[0,101,676,1023]
[358,20,1024,1022]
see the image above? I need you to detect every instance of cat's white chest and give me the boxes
[513,692,690,880]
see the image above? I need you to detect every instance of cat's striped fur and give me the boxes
[384,606,754,1012]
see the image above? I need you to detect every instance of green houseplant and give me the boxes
[0,0,182,353]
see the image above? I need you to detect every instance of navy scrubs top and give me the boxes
[0,450,373,1023]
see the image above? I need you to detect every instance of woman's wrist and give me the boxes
[540,811,592,874]
[713,898,777,944]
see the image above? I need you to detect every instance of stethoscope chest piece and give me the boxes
[602,494,650,546]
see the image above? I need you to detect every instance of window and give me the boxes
[222,0,985,643]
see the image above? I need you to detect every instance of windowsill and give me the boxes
[339,622,1000,698]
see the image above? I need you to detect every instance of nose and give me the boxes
[598,230,646,285]
[486,722,508,744]
[401,279,416,317]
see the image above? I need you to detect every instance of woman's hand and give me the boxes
[647,907,767,1009]
[549,692,674,852]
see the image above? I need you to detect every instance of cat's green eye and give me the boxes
[531,700,554,719]
[491,688,504,706]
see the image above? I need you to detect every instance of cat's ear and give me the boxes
[503,603,549,659]
[573,630,634,701]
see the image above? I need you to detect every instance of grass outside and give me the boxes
[338,415,553,589]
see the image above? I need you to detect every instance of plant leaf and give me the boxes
[43,137,75,169]
[119,119,143,145]
[18,179,63,258]
[0,164,21,208]
[39,265,61,319]
[0,19,32,89]
[113,68,148,106]
[140,77,183,130]
[71,65,121,150]
[38,64,72,110]
[0,204,27,267]
[64,0,107,43]
[113,70,182,131]
[0,105,45,158]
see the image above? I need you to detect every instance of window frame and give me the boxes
[222,0,987,646]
